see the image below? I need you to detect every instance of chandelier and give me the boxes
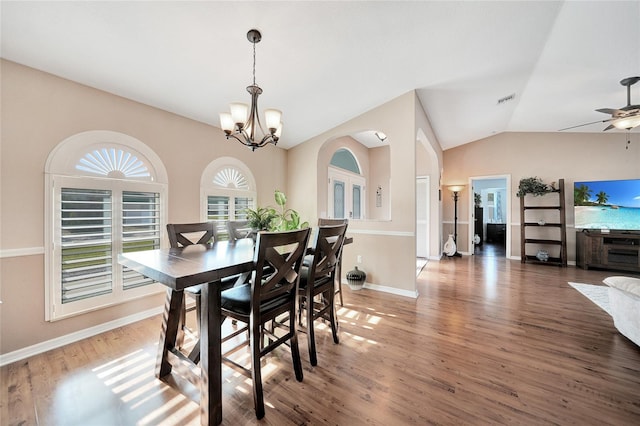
[219,29,282,151]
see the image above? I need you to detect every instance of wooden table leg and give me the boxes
[199,282,222,425]
[156,288,184,378]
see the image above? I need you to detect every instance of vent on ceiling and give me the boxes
[497,93,516,105]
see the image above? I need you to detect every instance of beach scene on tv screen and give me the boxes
[574,179,640,230]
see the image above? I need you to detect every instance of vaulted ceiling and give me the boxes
[2,1,639,150]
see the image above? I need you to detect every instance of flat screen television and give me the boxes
[574,179,640,231]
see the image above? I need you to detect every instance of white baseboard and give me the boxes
[345,280,418,299]
[0,306,163,367]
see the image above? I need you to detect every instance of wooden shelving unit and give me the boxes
[520,178,567,266]
[577,231,640,273]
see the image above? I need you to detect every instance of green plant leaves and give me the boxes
[274,190,287,207]
[245,190,308,232]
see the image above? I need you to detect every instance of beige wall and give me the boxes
[0,60,288,355]
[442,131,640,260]
[288,91,443,294]
[368,145,391,220]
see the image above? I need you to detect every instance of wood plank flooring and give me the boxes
[3,256,640,425]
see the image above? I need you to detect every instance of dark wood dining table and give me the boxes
[118,238,256,425]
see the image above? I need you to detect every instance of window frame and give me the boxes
[45,131,168,321]
[200,158,257,231]
[48,175,166,320]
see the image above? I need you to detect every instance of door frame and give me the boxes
[468,174,511,258]
[416,176,430,258]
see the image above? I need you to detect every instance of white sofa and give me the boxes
[604,276,640,347]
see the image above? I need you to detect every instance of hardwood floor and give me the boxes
[3,256,640,425]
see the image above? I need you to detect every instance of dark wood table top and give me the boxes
[118,238,256,290]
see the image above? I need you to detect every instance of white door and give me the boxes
[416,177,429,258]
[328,167,365,219]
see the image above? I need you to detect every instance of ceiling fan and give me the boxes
[560,76,640,131]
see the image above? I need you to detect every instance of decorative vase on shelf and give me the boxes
[444,234,457,256]
[346,266,366,290]
[536,250,549,262]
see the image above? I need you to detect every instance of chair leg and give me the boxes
[250,320,265,419]
[289,307,304,381]
[195,293,201,337]
[307,292,318,366]
[176,298,186,348]
[327,289,340,344]
[336,258,344,306]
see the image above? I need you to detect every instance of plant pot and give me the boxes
[346,266,366,290]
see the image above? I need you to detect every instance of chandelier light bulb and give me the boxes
[219,113,234,133]
[264,109,282,132]
[229,103,249,128]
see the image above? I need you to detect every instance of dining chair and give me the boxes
[220,228,311,419]
[317,218,349,306]
[166,222,236,344]
[298,223,348,366]
[227,219,254,240]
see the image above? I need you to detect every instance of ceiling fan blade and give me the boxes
[603,124,616,131]
[595,108,621,115]
[558,119,610,131]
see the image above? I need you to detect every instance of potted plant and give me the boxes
[245,190,309,232]
[271,190,309,231]
[516,177,552,197]
[245,206,278,231]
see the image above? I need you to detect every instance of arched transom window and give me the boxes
[75,147,151,178]
[201,158,257,238]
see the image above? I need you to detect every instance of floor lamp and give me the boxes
[447,185,465,257]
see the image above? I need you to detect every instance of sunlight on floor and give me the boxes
[83,297,386,425]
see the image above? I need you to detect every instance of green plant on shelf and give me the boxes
[516,177,553,198]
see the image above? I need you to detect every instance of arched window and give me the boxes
[201,158,256,239]
[45,131,168,321]
[329,149,365,220]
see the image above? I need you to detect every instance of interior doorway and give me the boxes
[470,176,510,258]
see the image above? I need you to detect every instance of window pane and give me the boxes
[334,181,345,218]
[122,191,160,290]
[352,185,361,219]
[61,188,113,303]
[234,197,253,220]
[207,195,230,221]
[330,149,360,174]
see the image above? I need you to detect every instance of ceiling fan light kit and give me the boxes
[562,76,640,132]
[597,76,640,131]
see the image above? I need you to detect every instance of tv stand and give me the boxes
[576,230,640,274]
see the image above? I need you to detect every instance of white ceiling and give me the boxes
[2,1,639,150]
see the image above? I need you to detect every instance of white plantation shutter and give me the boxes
[207,195,230,221]
[234,197,252,220]
[121,191,160,290]
[202,162,256,240]
[60,188,113,303]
